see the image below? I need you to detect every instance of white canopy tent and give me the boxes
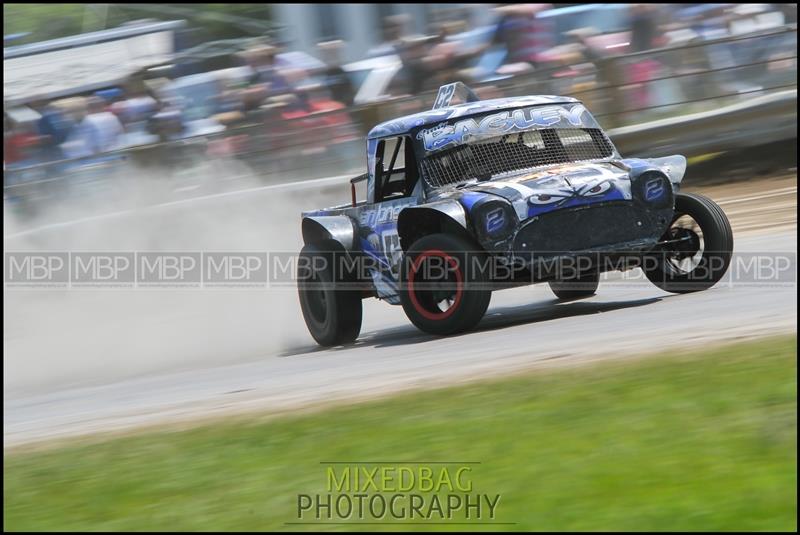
[3,21,185,106]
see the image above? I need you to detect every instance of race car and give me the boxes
[297,82,734,346]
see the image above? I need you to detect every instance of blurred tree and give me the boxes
[4,4,87,41]
[3,3,275,44]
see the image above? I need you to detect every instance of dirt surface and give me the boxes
[689,173,797,234]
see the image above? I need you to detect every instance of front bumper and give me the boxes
[512,202,672,256]
[501,201,673,281]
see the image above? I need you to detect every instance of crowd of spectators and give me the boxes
[4,3,796,175]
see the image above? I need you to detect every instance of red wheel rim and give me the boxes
[407,249,463,321]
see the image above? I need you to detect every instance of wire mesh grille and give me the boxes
[420,128,614,188]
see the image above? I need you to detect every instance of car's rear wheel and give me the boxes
[297,243,362,346]
[549,270,600,300]
[643,192,733,293]
[400,233,491,336]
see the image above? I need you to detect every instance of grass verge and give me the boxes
[4,336,797,531]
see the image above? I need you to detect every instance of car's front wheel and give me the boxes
[400,233,491,336]
[643,192,733,293]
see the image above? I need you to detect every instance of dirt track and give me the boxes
[4,172,796,448]
[689,174,797,234]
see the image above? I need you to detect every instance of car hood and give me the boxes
[449,161,635,221]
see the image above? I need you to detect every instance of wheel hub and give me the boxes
[667,227,701,260]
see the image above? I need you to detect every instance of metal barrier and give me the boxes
[4,110,366,208]
[365,25,798,129]
[609,89,798,157]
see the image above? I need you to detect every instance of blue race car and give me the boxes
[298,83,733,346]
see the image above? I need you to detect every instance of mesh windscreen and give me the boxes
[420,128,614,188]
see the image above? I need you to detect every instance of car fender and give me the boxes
[640,155,687,185]
[301,215,358,251]
[396,200,469,251]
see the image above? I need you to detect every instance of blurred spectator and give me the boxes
[147,98,186,143]
[564,28,603,65]
[682,5,730,41]
[392,36,434,96]
[111,91,157,127]
[216,78,246,115]
[491,4,553,69]
[426,20,483,89]
[249,44,293,97]
[4,113,40,168]
[95,87,124,109]
[777,3,797,24]
[624,4,664,114]
[630,4,658,53]
[625,57,661,110]
[242,86,269,116]
[61,97,124,158]
[317,40,356,107]
[369,14,410,58]
[31,99,72,162]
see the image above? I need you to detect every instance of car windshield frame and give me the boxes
[411,103,619,189]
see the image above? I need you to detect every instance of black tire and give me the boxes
[643,192,733,293]
[549,270,600,300]
[399,233,491,336]
[297,243,362,346]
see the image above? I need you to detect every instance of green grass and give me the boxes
[4,336,797,531]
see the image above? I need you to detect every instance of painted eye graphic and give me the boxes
[529,192,568,205]
[582,181,613,196]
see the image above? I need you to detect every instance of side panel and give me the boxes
[302,196,422,304]
[356,196,420,279]
[353,196,420,304]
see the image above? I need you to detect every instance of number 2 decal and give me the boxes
[381,229,402,275]
[433,83,457,109]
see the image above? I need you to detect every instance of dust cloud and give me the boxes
[4,157,357,397]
